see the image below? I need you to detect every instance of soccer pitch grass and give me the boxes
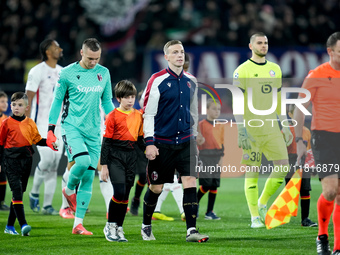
[1,175,325,255]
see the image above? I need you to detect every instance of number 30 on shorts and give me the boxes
[250,152,261,162]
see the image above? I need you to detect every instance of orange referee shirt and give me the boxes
[301,62,340,132]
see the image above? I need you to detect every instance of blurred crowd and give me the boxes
[0,0,339,86]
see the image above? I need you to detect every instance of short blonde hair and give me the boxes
[163,40,183,55]
[207,98,220,109]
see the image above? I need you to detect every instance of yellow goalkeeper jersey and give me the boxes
[233,59,282,136]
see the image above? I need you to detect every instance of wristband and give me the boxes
[48,124,56,133]
[295,137,303,143]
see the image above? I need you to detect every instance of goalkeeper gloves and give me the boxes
[237,126,255,150]
[282,127,293,146]
[47,125,58,151]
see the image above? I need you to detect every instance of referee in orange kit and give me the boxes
[294,32,340,255]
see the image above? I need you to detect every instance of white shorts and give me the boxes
[37,139,64,171]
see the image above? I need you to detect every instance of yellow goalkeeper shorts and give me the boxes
[241,132,288,166]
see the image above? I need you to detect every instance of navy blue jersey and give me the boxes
[142,67,198,145]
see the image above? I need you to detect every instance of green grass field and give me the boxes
[0,175,327,255]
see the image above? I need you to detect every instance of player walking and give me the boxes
[233,32,293,228]
[48,38,114,234]
[26,39,64,215]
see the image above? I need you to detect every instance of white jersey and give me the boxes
[26,62,62,136]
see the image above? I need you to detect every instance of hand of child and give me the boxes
[47,130,58,151]
[52,142,58,150]
[101,165,109,182]
[52,139,59,150]
[146,145,159,160]
[282,127,293,146]
[296,140,307,166]
[196,132,205,146]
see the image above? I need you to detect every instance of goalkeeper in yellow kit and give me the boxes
[233,32,293,228]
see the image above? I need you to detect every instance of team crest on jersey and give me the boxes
[269,70,275,77]
[234,72,239,79]
[97,73,102,81]
[243,153,250,160]
[187,81,191,88]
[68,145,72,155]
[151,171,158,181]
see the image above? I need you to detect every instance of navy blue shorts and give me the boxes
[147,140,198,185]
